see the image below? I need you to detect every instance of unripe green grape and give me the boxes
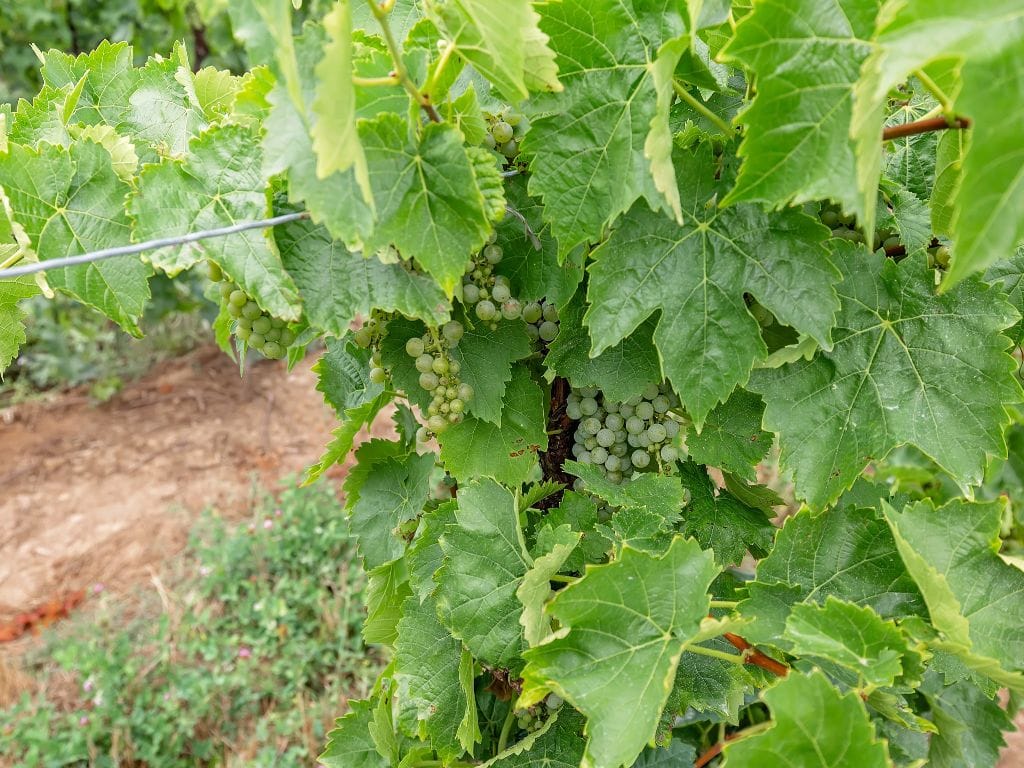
[607,470,623,483]
[499,139,518,158]
[539,321,559,341]
[479,288,490,300]
[571,442,586,458]
[419,372,440,390]
[458,383,474,401]
[579,386,598,398]
[406,337,425,357]
[484,244,504,264]
[605,413,624,431]
[271,318,285,329]
[664,419,680,438]
[590,446,608,465]
[611,442,628,457]
[637,432,651,447]
[491,120,514,144]
[263,341,284,359]
[566,402,583,420]
[660,445,679,462]
[596,428,616,447]
[635,402,654,421]
[934,245,951,267]
[482,132,497,150]
[652,395,670,414]
[371,351,382,366]
[415,354,434,373]
[522,302,543,323]
[209,261,223,282]
[432,356,449,375]
[580,397,599,416]
[583,436,597,450]
[353,327,373,348]
[647,423,667,443]
[494,274,509,287]
[428,414,448,432]
[631,449,651,468]
[449,398,464,414]
[229,290,248,307]
[883,236,901,250]
[242,302,262,321]
[626,416,645,434]
[218,282,234,299]
[501,299,522,320]
[642,382,660,400]
[370,367,387,384]
[525,324,540,342]
[440,401,450,413]
[581,416,601,435]
[839,211,856,226]
[472,268,484,281]
[265,328,282,342]
[416,426,429,443]
[448,412,462,424]
[227,302,243,318]
[619,403,634,418]
[492,283,511,303]
[577,450,591,464]
[463,284,481,304]
[614,429,627,443]
[249,332,266,349]
[236,317,252,332]
[820,210,840,227]
[236,325,252,341]
[428,403,439,416]
[627,433,642,448]
[542,303,559,323]
[443,320,464,343]
[545,694,563,710]
[252,316,272,334]
[605,454,621,472]
[476,299,497,321]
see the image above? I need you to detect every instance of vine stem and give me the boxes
[548,574,576,584]
[723,632,789,677]
[686,645,746,665]
[425,40,457,99]
[709,599,738,609]
[694,722,773,768]
[672,80,733,135]
[367,0,441,122]
[496,706,516,753]
[913,68,954,116]
[882,115,970,141]
[353,75,400,87]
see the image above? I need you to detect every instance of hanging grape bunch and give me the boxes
[482,107,527,163]
[460,236,523,328]
[819,202,950,267]
[353,311,392,388]
[522,299,559,344]
[567,384,682,485]
[210,262,296,360]
[404,321,474,437]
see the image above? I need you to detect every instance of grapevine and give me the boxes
[1,2,1024,768]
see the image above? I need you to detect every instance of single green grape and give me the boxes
[406,337,425,357]
[415,354,434,373]
[443,320,464,343]
[252,316,272,335]
[370,367,387,384]
[242,302,262,321]
[263,341,284,359]
[538,321,559,341]
[490,120,514,144]
[522,302,543,324]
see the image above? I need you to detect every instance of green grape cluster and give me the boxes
[210,262,295,360]
[404,321,474,436]
[352,311,389,351]
[522,299,559,343]
[482,107,527,162]
[568,383,682,485]
[818,203,901,252]
[927,243,951,268]
[461,237,523,329]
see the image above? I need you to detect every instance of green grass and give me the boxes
[0,482,379,767]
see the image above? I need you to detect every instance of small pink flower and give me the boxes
[79,716,89,726]
[92,583,105,594]
[238,647,252,659]
[82,678,94,692]
[274,508,283,517]
[163,692,172,702]
[263,519,273,530]
[199,566,211,577]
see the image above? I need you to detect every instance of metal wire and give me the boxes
[0,212,310,279]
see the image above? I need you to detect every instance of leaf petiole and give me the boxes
[686,644,747,665]
[673,80,733,135]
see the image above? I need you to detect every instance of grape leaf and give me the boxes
[436,478,530,667]
[536,492,611,575]
[739,505,926,646]
[883,83,939,201]
[518,525,581,646]
[450,307,532,424]
[312,0,372,205]
[425,0,560,103]
[0,275,39,373]
[8,83,79,148]
[304,392,392,485]
[348,451,434,570]
[677,462,774,566]
[361,114,490,295]
[882,181,931,259]
[275,215,449,336]
[342,439,408,510]
[719,0,878,220]
[751,249,1022,508]
[720,670,890,768]
[320,699,387,768]
[544,288,661,404]
[521,537,718,768]
[685,389,770,482]
[130,123,301,321]
[632,740,698,768]
[395,595,478,759]
[564,460,685,523]
[662,642,751,726]
[483,709,586,768]
[314,338,385,417]
[351,0,421,40]
[524,0,679,255]
[586,143,837,425]
[986,246,1024,346]
[439,367,547,486]
[364,558,411,645]
[784,596,916,689]
[407,500,457,602]
[922,673,1012,768]
[38,41,134,128]
[0,139,151,333]
[931,129,964,238]
[883,498,1024,689]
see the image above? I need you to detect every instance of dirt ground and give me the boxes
[0,344,387,625]
[0,344,1021,766]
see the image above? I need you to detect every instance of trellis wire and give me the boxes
[0,212,310,280]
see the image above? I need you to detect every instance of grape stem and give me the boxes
[366,0,441,123]
[672,80,733,135]
[882,114,970,141]
[504,205,542,251]
[352,75,400,87]
[709,599,738,609]
[548,574,576,584]
[723,632,790,677]
[496,706,517,753]
[686,645,747,665]
[694,722,773,768]
[425,40,457,100]
[913,68,955,116]
[0,248,26,271]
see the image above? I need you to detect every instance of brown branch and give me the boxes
[882,115,970,141]
[723,632,790,677]
[694,733,741,768]
[537,377,575,508]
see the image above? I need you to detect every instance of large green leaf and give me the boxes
[739,505,925,646]
[586,144,837,425]
[130,124,300,321]
[425,0,560,103]
[0,275,38,373]
[884,498,1024,688]
[685,389,770,482]
[436,478,531,667]
[563,461,685,524]
[314,338,385,416]
[661,643,752,728]
[320,699,388,768]
[522,537,718,768]
[439,367,548,486]
[395,595,478,759]
[751,249,1022,507]
[363,558,411,645]
[720,0,877,220]
[524,0,682,255]
[720,670,890,767]
[0,139,151,333]
[275,215,448,336]
[304,391,392,485]
[482,710,586,768]
[518,525,581,646]
[407,500,457,602]
[922,673,1012,768]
